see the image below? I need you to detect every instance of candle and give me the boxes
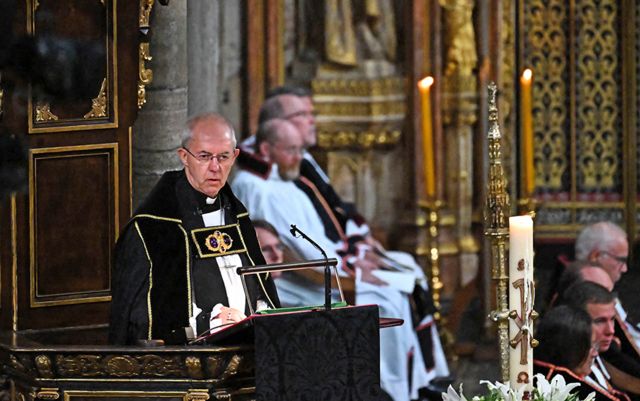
[509,215,534,395]
[520,69,535,196]
[418,76,435,199]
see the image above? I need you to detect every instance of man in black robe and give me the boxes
[109,113,280,345]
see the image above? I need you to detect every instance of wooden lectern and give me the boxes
[0,305,390,401]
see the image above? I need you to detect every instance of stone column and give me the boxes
[187,0,221,116]
[133,1,188,208]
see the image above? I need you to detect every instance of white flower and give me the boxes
[480,380,522,401]
[534,374,583,401]
[442,384,468,401]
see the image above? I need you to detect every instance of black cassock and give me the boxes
[109,170,280,345]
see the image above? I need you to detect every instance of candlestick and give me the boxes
[520,69,534,196]
[418,76,435,199]
[508,215,534,395]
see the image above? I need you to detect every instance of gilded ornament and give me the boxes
[206,356,225,378]
[35,389,59,400]
[205,231,233,254]
[186,356,204,379]
[139,0,155,30]
[484,82,511,382]
[221,354,242,379]
[104,355,140,377]
[138,355,183,376]
[187,389,210,401]
[84,78,108,119]
[10,354,26,372]
[35,355,54,378]
[56,355,103,377]
[35,103,59,122]
[138,43,153,109]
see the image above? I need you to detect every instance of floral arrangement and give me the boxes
[442,374,595,401]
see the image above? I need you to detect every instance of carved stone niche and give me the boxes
[311,76,405,151]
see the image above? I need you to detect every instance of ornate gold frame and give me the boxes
[26,0,119,133]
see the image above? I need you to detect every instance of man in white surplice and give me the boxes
[232,118,447,401]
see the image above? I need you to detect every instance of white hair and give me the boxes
[575,221,627,260]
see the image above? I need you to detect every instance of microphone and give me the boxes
[289,224,332,310]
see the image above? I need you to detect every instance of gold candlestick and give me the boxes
[484,82,511,383]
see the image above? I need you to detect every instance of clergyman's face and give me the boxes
[178,117,239,198]
[267,122,304,181]
[280,95,316,148]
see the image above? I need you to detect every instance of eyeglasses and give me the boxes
[274,145,305,156]
[282,110,317,120]
[260,243,285,254]
[183,147,235,164]
[599,251,628,266]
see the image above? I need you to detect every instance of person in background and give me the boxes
[575,222,640,355]
[534,305,624,401]
[562,282,639,400]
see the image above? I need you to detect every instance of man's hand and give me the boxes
[214,306,246,324]
[353,257,387,286]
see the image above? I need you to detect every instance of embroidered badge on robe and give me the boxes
[191,224,247,258]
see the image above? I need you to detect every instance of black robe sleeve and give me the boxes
[108,223,152,345]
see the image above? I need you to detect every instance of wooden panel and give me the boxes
[29,144,117,307]
[0,0,140,331]
[27,0,117,133]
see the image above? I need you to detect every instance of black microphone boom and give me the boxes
[289,224,332,311]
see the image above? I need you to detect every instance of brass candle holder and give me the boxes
[484,82,511,383]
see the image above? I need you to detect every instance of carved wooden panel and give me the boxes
[29,145,117,307]
[0,0,141,331]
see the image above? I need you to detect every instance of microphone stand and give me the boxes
[290,224,332,311]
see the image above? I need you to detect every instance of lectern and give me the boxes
[0,305,389,401]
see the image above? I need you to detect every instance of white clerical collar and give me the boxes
[206,196,217,205]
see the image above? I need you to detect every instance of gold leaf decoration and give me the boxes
[84,78,108,119]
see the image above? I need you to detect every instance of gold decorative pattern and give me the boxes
[139,0,156,30]
[317,129,401,149]
[35,355,54,378]
[83,78,108,119]
[220,354,243,380]
[187,389,210,401]
[312,77,405,96]
[526,0,568,191]
[484,82,511,382]
[55,354,185,377]
[499,0,515,189]
[138,42,153,109]
[312,77,406,150]
[35,388,59,400]
[35,103,59,122]
[576,1,619,191]
[206,356,225,377]
[185,356,204,379]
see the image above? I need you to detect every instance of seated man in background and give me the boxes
[575,222,640,353]
[534,305,625,401]
[232,118,448,401]
[561,282,638,399]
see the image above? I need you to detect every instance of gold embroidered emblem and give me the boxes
[204,231,233,254]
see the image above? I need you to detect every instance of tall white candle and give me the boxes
[509,215,534,395]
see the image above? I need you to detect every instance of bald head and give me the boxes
[580,266,614,291]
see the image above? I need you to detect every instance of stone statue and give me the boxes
[297,0,398,78]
